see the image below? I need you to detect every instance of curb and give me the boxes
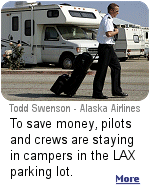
[1,70,96,75]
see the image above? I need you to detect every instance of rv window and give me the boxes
[133,35,139,43]
[69,10,96,19]
[12,16,19,31]
[45,27,59,40]
[69,11,81,17]
[47,10,59,18]
[146,32,148,39]
[57,26,89,40]
[25,20,35,36]
[81,12,96,19]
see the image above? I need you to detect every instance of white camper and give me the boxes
[114,25,145,61]
[1,2,100,68]
[142,27,149,58]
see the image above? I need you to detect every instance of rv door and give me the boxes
[11,13,21,44]
[42,26,60,63]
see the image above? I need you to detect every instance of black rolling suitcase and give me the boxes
[50,74,70,95]
[64,52,93,97]
[50,52,93,97]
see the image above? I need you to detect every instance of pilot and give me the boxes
[93,3,128,99]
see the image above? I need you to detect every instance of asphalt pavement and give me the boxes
[1,58,149,101]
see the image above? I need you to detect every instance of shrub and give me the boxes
[3,42,25,70]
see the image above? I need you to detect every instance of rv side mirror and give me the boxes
[92,33,96,40]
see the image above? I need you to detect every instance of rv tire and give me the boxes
[60,54,74,69]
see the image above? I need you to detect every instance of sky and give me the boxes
[1,1,149,27]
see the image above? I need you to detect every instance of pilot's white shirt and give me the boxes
[97,13,115,44]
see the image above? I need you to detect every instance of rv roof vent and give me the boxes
[15,1,28,7]
[60,3,71,6]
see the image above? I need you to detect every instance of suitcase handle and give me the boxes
[93,52,98,61]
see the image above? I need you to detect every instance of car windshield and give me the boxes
[57,26,90,40]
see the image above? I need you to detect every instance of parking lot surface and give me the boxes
[1,58,149,101]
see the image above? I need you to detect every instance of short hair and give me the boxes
[108,3,119,12]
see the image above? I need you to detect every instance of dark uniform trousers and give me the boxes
[93,44,122,95]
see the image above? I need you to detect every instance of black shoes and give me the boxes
[92,92,128,99]
[112,92,128,97]
[92,93,108,99]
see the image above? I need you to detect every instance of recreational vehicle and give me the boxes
[114,25,145,61]
[1,2,100,68]
[142,27,149,58]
